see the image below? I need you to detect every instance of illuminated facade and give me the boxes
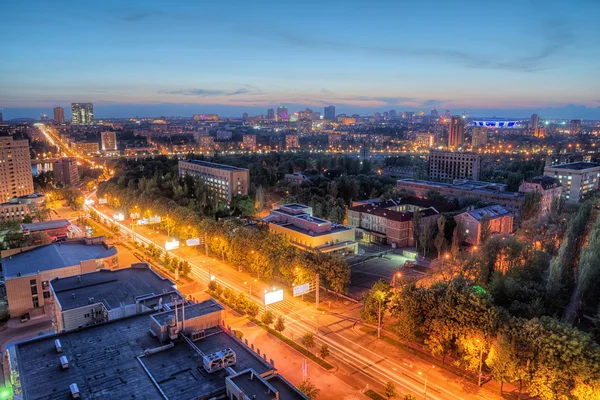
[242,134,257,150]
[286,134,299,150]
[448,115,465,148]
[53,107,65,124]
[73,141,99,155]
[428,149,481,181]
[277,106,288,121]
[193,114,219,122]
[101,131,117,151]
[71,103,94,125]
[471,127,488,147]
[544,162,600,203]
[0,136,34,203]
[53,157,79,186]
[454,205,514,245]
[178,160,249,203]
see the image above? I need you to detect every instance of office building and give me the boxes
[50,263,184,332]
[570,119,582,135]
[53,107,65,124]
[324,105,336,121]
[193,114,219,122]
[431,109,439,117]
[262,204,357,255]
[0,136,34,203]
[397,179,525,216]
[199,135,215,149]
[471,127,488,147]
[242,134,257,151]
[277,106,288,121]
[428,149,481,181]
[101,131,117,151]
[448,115,465,148]
[348,200,439,247]
[7,298,308,400]
[389,109,397,119]
[52,157,79,186]
[267,108,275,120]
[530,114,539,131]
[374,112,382,121]
[454,205,514,245]
[544,162,600,203]
[0,202,31,222]
[71,103,94,125]
[405,111,414,122]
[518,176,562,214]
[178,160,249,203]
[73,141,99,155]
[2,237,118,317]
[286,134,300,150]
[216,130,233,140]
[242,112,249,121]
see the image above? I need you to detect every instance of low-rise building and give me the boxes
[50,263,183,332]
[21,219,72,240]
[262,204,357,255]
[454,205,514,245]
[284,172,310,185]
[543,162,600,203]
[518,176,562,214]
[2,237,118,317]
[0,202,31,222]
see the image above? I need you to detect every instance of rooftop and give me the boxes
[21,219,70,232]
[349,203,438,222]
[398,179,525,198]
[272,221,353,236]
[181,159,248,171]
[151,301,225,326]
[524,176,562,190]
[545,162,600,171]
[464,205,512,221]
[51,264,177,311]
[2,240,117,279]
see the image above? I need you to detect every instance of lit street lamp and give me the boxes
[476,339,484,387]
[418,365,435,399]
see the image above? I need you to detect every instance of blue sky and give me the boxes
[1,0,599,119]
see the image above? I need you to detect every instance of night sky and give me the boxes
[1,0,599,119]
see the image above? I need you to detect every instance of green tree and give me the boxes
[301,332,316,352]
[403,395,417,400]
[261,310,275,326]
[485,333,518,393]
[434,215,446,258]
[384,381,397,399]
[521,191,542,221]
[274,316,285,333]
[360,279,392,324]
[318,344,330,360]
[412,210,422,252]
[297,379,320,399]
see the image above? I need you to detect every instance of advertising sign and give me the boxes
[165,240,180,250]
[137,218,149,225]
[113,213,124,221]
[130,212,140,220]
[186,237,200,247]
[84,199,95,205]
[293,283,310,297]
[98,198,107,204]
[149,216,161,224]
[264,289,284,305]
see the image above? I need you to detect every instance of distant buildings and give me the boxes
[544,162,600,203]
[267,108,275,120]
[277,106,288,121]
[448,115,465,148]
[454,205,514,245]
[324,105,336,121]
[73,141,99,155]
[284,172,310,185]
[193,114,219,122]
[328,134,343,147]
[471,127,488,147]
[2,237,118,317]
[52,157,79,186]
[242,134,257,151]
[0,112,3,123]
[53,107,65,124]
[359,145,370,160]
[338,116,356,125]
[199,135,215,149]
[415,133,434,148]
[100,131,117,151]
[262,204,357,255]
[285,134,299,150]
[519,176,562,214]
[0,136,34,203]
[71,103,94,125]
[530,113,539,131]
[428,149,482,181]
[570,119,582,135]
[178,160,249,203]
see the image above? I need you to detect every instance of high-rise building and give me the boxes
[0,136,34,203]
[324,105,336,121]
[544,162,600,203]
[52,157,79,186]
[471,127,488,147]
[374,112,382,121]
[405,112,414,122]
[242,134,257,151]
[448,116,465,148]
[178,160,249,203]
[277,106,288,121]
[40,114,49,121]
[389,110,397,119]
[101,131,117,151]
[0,112,3,123]
[445,110,451,119]
[570,119,582,135]
[415,133,434,148]
[53,107,65,124]
[428,149,482,181]
[71,103,94,125]
[383,112,389,119]
[73,141,99,155]
[267,108,275,120]
[359,145,371,160]
[431,109,439,117]
[286,134,300,150]
[242,112,249,121]
[530,114,539,130]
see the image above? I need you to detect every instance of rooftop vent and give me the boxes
[71,293,75,299]
[88,297,95,304]
[55,339,62,353]
[69,383,79,398]
[60,356,69,369]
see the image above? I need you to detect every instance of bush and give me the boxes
[208,280,218,292]
[301,332,316,351]
[319,344,330,360]
[261,310,275,325]
[365,390,386,400]
[274,316,285,333]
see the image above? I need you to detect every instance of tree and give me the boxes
[208,280,218,292]
[419,218,435,256]
[297,379,320,399]
[434,215,446,258]
[255,185,265,214]
[301,332,316,351]
[360,279,392,324]
[384,381,397,399]
[521,191,542,221]
[403,395,417,400]
[261,310,275,326]
[412,211,422,252]
[479,214,492,244]
[274,316,285,333]
[485,333,518,393]
[318,344,330,360]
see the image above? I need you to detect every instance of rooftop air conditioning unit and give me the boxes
[60,356,69,369]
[55,339,62,353]
[70,383,80,398]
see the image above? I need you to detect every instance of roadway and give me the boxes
[85,194,503,400]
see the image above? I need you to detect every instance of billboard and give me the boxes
[264,289,284,305]
[165,240,180,250]
[186,237,200,247]
[149,216,161,224]
[98,198,107,204]
[293,283,310,297]
[84,199,94,205]
[130,212,140,220]
[137,218,148,225]
[113,213,124,221]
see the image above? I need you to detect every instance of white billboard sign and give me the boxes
[149,216,161,224]
[293,283,310,297]
[137,218,148,225]
[130,212,140,220]
[98,198,107,204]
[264,289,284,305]
[186,237,200,246]
[165,240,180,250]
[113,213,124,221]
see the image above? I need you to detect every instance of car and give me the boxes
[403,260,416,268]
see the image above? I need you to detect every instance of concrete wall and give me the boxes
[60,302,107,332]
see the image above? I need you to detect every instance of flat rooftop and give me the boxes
[398,179,524,198]
[2,241,117,279]
[21,219,70,232]
[51,265,177,311]
[273,221,354,236]
[151,301,225,326]
[545,162,600,171]
[181,159,248,171]
[11,304,274,400]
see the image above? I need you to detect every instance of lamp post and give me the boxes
[476,339,484,387]
[311,311,324,345]
[244,279,257,296]
[418,366,435,399]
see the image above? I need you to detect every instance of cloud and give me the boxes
[161,86,261,97]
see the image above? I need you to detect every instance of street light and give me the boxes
[418,365,435,399]
[476,339,484,387]
[311,311,325,346]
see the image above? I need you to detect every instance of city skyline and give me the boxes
[1,0,599,119]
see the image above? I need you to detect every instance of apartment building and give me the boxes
[518,176,562,214]
[428,149,482,181]
[543,162,600,203]
[178,160,249,203]
[286,134,300,150]
[454,205,514,245]
[73,141,99,155]
[242,134,257,150]
[52,157,79,186]
[0,136,34,203]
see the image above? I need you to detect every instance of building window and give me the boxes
[30,279,36,285]
[43,291,50,299]
[31,285,38,295]
[84,313,90,318]
[32,296,39,308]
